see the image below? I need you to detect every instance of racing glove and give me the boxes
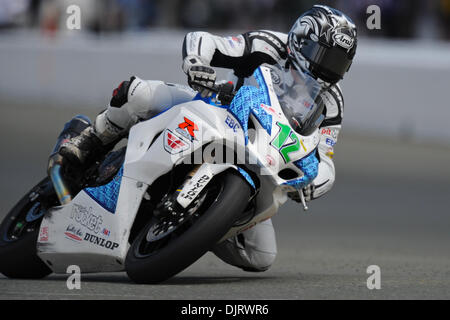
[183,55,216,98]
[187,65,216,98]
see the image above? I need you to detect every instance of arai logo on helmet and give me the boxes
[333,33,354,49]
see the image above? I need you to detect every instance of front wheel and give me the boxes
[0,178,55,279]
[125,171,252,284]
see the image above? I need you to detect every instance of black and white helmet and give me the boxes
[287,5,357,84]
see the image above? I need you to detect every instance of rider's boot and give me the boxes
[58,75,151,167]
[58,126,106,167]
[59,100,127,167]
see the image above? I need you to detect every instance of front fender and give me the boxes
[176,163,256,209]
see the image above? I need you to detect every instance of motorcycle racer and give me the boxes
[58,5,357,272]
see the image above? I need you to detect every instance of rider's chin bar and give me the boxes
[47,153,72,205]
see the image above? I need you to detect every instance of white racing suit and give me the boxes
[92,30,344,272]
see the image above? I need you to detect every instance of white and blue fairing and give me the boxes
[36,65,321,273]
[81,66,320,215]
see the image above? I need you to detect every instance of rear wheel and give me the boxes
[0,178,55,279]
[125,171,252,284]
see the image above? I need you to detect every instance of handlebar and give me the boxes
[191,81,236,105]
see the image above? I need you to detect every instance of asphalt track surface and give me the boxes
[0,102,449,300]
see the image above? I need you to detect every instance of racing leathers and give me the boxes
[182,31,343,201]
[88,30,343,200]
[61,30,344,272]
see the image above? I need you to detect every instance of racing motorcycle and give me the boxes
[0,63,323,283]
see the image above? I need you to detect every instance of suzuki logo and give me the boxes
[178,117,198,140]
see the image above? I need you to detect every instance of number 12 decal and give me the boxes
[270,122,307,163]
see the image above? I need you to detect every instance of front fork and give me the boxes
[154,165,200,217]
[175,163,257,209]
[174,165,200,195]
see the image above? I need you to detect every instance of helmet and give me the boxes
[287,5,357,84]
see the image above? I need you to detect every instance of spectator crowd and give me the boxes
[1,0,449,40]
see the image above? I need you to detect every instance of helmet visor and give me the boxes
[299,39,353,82]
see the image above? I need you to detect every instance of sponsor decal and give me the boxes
[179,175,211,201]
[325,148,334,159]
[225,115,240,133]
[65,224,83,242]
[226,36,243,47]
[326,138,336,147]
[39,226,49,242]
[321,128,338,139]
[188,32,199,53]
[84,233,119,251]
[232,36,243,44]
[102,228,111,237]
[176,117,198,141]
[271,122,306,163]
[164,129,190,154]
[266,154,276,167]
[70,204,103,234]
[333,33,354,50]
[321,128,331,135]
[260,103,277,115]
[303,99,313,110]
[269,69,281,85]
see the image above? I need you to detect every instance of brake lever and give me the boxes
[216,82,235,105]
[298,190,309,212]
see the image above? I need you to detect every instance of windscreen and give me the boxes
[270,63,325,136]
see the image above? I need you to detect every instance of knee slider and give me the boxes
[245,250,276,272]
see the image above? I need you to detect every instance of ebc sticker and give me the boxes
[225,115,240,133]
[326,138,336,147]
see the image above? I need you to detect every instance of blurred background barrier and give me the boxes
[0,31,449,145]
[1,0,449,145]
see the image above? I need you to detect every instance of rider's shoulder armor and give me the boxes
[242,30,288,62]
[319,83,344,127]
[209,30,289,78]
